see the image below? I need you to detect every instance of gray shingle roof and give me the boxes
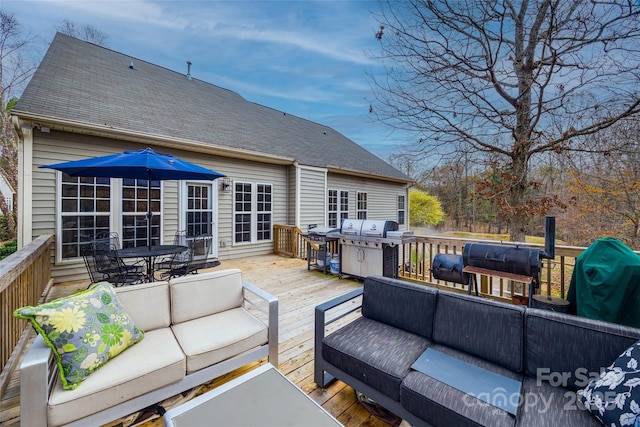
[15,33,409,182]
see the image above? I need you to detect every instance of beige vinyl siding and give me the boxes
[298,166,326,230]
[327,173,410,270]
[32,131,288,283]
[287,164,296,227]
[217,157,288,260]
[327,173,408,227]
[33,131,145,282]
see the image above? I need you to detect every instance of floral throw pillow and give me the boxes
[14,282,144,390]
[577,339,640,427]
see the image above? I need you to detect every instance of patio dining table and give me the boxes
[118,244,188,282]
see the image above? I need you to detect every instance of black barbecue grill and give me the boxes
[432,216,556,306]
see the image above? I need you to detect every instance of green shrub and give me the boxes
[0,239,18,260]
[0,216,8,241]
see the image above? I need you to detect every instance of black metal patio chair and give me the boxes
[158,241,194,279]
[155,230,188,270]
[187,234,212,274]
[91,240,146,286]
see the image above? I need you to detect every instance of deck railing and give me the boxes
[399,236,586,303]
[274,224,306,258]
[274,224,586,304]
[0,235,54,396]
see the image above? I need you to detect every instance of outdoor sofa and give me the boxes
[315,275,640,427]
[19,268,278,427]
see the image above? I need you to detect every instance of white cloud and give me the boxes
[38,0,191,30]
[6,0,400,159]
[205,23,373,65]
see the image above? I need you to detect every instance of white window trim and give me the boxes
[232,180,273,245]
[119,178,164,248]
[327,188,350,228]
[179,180,219,258]
[55,174,165,264]
[55,173,112,264]
[398,194,406,226]
[356,191,368,220]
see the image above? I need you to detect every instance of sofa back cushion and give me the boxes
[170,269,244,324]
[433,291,525,372]
[116,281,171,331]
[524,308,640,390]
[362,276,437,339]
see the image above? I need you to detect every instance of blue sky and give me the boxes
[3,0,413,160]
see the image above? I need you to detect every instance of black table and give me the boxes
[118,244,188,282]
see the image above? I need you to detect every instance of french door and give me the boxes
[184,182,218,257]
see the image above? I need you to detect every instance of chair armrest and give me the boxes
[21,334,54,427]
[314,288,363,387]
[243,281,279,367]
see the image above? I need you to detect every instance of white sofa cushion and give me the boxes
[47,328,185,426]
[116,281,171,331]
[171,307,268,374]
[170,269,244,323]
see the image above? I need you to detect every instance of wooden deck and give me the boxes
[0,254,400,427]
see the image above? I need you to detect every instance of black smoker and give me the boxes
[432,216,555,306]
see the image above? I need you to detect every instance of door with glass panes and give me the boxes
[183,182,218,258]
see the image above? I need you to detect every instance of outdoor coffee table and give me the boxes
[163,364,341,426]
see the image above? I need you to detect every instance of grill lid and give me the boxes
[340,219,399,237]
[308,227,340,236]
[340,219,364,235]
[361,220,389,237]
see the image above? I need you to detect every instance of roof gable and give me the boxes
[14,33,410,182]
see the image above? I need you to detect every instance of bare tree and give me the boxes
[370,0,640,241]
[564,118,640,248]
[0,11,37,239]
[56,19,108,46]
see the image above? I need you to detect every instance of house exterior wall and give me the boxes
[287,164,297,227]
[30,130,289,283]
[327,173,409,227]
[297,165,327,231]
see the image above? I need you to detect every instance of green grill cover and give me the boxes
[567,237,640,328]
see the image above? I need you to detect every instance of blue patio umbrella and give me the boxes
[41,148,226,247]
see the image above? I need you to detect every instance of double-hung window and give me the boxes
[187,183,213,237]
[121,179,161,248]
[59,174,111,259]
[327,189,349,228]
[234,181,272,244]
[58,175,164,260]
[397,194,406,225]
[356,192,367,220]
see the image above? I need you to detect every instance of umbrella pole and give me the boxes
[147,170,152,249]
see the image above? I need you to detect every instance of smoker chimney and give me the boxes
[542,216,555,259]
[186,61,192,80]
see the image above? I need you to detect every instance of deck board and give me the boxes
[0,254,403,427]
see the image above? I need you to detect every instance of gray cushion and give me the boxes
[362,276,437,339]
[515,377,601,427]
[524,308,640,390]
[322,317,430,401]
[400,345,521,427]
[433,291,525,372]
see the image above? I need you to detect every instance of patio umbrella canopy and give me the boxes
[41,148,226,247]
